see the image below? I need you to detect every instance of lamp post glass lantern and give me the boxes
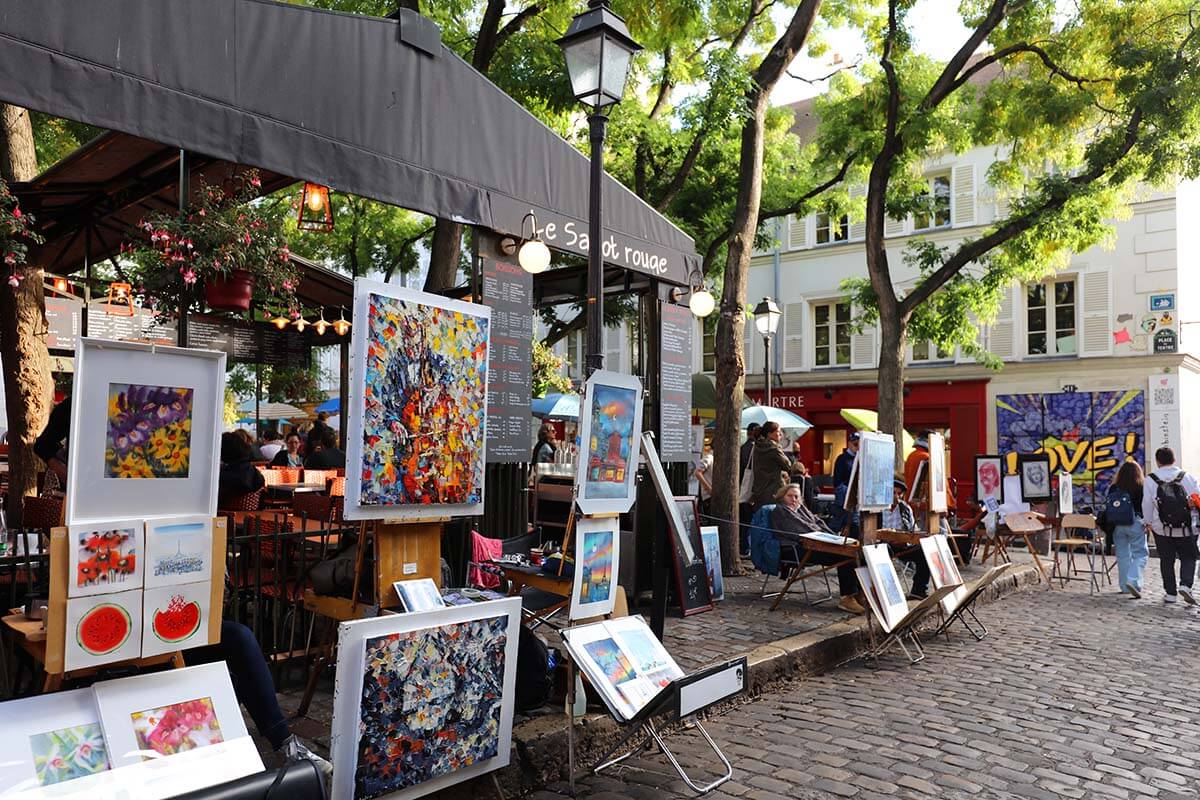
[753,297,781,408]
[558,0,641,376]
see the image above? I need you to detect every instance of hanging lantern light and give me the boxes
[332,307,351,336]
[314,308,330,336]
[689,287,716,318]
[516,212,551,274]
[271,309,290,330]
[293,314,310,332]
[297,182,335,232]
[103,282,135,316]
[51,276,70,294]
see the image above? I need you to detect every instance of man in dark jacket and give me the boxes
[832,432,860,490]
[305,427,346,470]
[739,423,761,475]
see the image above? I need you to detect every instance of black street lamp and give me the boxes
[753,296,781,408]
[557,0,641,377]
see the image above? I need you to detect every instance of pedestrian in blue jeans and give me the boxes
[1105,461,1149,598]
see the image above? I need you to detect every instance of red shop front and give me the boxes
[746,379,989,509]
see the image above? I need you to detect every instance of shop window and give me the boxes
[564,328,584,381]
[815,211,849,245]
[813,300,851,367]
[911,340,954,363]
[913,173,951,231]
[1026,279,1077,356]
[702,316,716,373]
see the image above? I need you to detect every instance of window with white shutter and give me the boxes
[849,186,866,240]
[850,313,877,369]
[783,302,805,371]
[743,318,755,374]
[1079,270,1112,357]
[788,214,808,250]
[605,325,625,373]
[812,300,852,367]
[1025,279,1077,357]
[951,164,976,227]
[884,215,907,238]
[988,285,1018,361]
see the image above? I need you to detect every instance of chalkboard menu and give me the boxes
[86,306,177,345]
[481,257,533,463]
[187,314,310,368]
[659,302,694,462]
[45,296,83,351]
[670,496,713,616]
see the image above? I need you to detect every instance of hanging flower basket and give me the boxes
[205,268,255,312]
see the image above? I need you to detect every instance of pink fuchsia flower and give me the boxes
[290,309,300,319]
[12,206,21,218]
[250,176,261,188]
[7,273,20,287]
[5,252,16,265]
[242,232,252,245]
[182,269,197,285]
[198,208,206,217]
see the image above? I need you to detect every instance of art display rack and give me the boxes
[36,516,227,692]
[588,657,745,796]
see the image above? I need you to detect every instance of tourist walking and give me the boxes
[1104,460,1149,598]
[1143,447,1200,604]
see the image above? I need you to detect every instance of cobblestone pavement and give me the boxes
[527,564,1200,800]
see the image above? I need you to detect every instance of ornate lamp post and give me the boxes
[753,296,781,408]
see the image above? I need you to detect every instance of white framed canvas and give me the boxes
[66,339,225,527]
[67,520,144,598]
[0,688,110,794]
[920,534,967,615]
[928,432,948,513]
[640,433,696,562]
[144,516,213,588]
[570,515,620,620]
[330,597,522,800]
[140,582,212,658]
[857,432,895,511]
[700,525,724,602]
[393,578,446,612]
[64,589,143,671]
[1058,471,1074,515]
[561,616,682,722]
[576,370,644,516]
[344,278,491,521]
[862,543,909,632]
[93,662,246,769]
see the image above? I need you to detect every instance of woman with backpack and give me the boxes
[1104,461,1150,599]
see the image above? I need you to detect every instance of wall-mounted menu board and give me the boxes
[480,257,532,463]
[187,314,310,369]
[658,302,693,462]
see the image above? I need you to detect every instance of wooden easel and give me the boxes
[33,517,227,692]
[297,515,445,717]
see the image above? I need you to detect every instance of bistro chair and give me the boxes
[21,495,63,531]
[1051,513,1108,594]
[304,469,337,489]
[273,466,302,484]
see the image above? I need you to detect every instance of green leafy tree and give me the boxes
[812,0,1200,460]
[532,338,573,396]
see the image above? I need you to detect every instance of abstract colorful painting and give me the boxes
[69,520,144,597]
[104,383,193,479]
[130,697,224,757]
[346,281,490,520]
[29,723,110,786]
[576,371,643,515]
[997,390,1145,509]
[354,617,507,799]
[571,516,619,620]
[582,638,636,686]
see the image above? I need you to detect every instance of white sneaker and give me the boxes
[282,734,333,779]
[1164,594,1178,604]
[1128,584,1141,599]
[1180,586,1196,605]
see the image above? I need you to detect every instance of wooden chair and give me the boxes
[989,511,1053,587]
[1051,513,1108,594]
[273,466,302,483]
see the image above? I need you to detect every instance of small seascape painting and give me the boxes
[104,383,193,479]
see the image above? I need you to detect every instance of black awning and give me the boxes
[0,0,696,285]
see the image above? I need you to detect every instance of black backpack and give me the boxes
[1150,473,1193,529]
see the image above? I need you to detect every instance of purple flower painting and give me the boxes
[104,383,193,479]
[354,616,507,799]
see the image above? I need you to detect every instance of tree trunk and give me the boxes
[876,305,908,468]
[424,217,462,292]
[0,103,50,527]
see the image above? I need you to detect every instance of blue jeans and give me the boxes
[1112,522,1149,593]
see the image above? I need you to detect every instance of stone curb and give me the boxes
[438,561,1045,799]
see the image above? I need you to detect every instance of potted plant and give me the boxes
[128,170,299,315]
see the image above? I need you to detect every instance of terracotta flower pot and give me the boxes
[205,269,254,312]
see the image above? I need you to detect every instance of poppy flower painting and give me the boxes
[104,383,194,479]
[355,289,489,514]
[353,616,507,799]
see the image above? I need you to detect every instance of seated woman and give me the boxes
[770,483,864,614]
[218,431,266,509]
[882,477,933,600]
[271,431,305,468]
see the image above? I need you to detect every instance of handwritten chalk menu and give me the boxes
[659,302,694,462]
[671,496,713,616]
[45,296,83,351]
[87,305,177,345]
[188,314,310,368]
[481,258,533,462]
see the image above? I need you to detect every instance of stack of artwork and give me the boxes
[0,664,253,795]
[64,516,215,671]
[919,534,967,614]
[571,516,620,620]
[928,432,948,512]
[345,279,491,520]
[576,371,644,515]
[392,578,446,613]
[330,597,522,800]
[860,543,909,632]
[561,616,684,722]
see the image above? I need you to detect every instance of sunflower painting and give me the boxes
[104,383,194,479]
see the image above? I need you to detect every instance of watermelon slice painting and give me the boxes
[152,594,202,644]
[76,603,132,656]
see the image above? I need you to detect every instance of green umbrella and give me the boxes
[691,373,750,418]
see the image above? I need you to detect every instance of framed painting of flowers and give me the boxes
[67,339,225,526]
